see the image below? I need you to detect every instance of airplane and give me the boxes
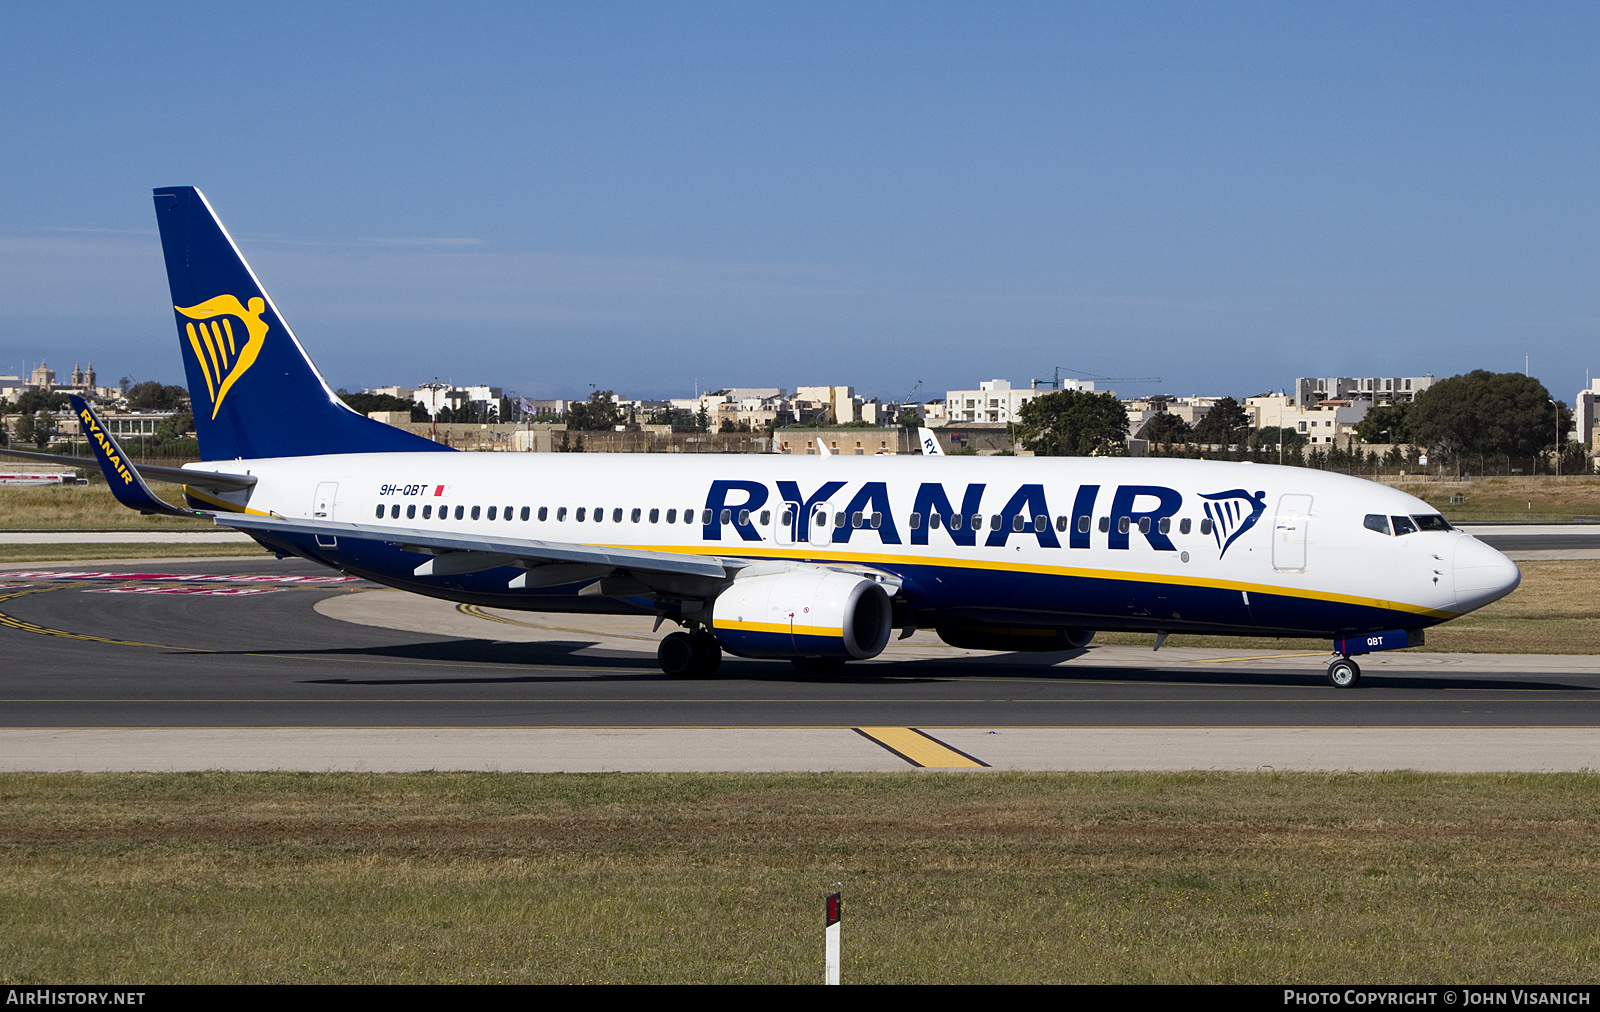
[918,427,945,456]
[7,187,1522,687]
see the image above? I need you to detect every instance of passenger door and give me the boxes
[1272,494,1313,572]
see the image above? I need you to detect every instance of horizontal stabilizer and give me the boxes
[0,445,255,492]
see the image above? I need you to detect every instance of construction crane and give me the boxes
[1029,366,1161,390]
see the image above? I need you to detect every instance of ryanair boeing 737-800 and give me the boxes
[4,188,1522,686]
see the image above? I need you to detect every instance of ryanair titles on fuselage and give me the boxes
[372,475,1266,557]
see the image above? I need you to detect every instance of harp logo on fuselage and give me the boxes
[174,294,271,419]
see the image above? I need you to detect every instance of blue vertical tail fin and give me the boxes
[152,187,453,460]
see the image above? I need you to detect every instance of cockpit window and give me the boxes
[1391,515,1418,536]
[1412,514,1452,532]
[1364,514,1391,535]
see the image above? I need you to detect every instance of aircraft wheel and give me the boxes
[658,632,699,677]
[691,629,723,676]
[1326,657,1361,689]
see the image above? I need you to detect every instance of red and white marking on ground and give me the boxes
[82,586,286,597]
[7,571,357,584]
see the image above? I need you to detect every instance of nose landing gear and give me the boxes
[1326,656,1361,688]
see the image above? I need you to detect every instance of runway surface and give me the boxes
[0,551,1596,770]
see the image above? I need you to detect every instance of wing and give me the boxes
[219,513,736,590]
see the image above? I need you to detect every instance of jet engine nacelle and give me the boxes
[710,569,893,661]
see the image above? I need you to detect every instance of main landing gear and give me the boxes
[658,628,722,678]
[1326,656,1361,689]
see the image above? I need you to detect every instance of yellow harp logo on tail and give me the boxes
[174,295,270,419]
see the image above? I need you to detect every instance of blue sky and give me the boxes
[2,2,1598,404]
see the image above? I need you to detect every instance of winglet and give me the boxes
[69,395,207,518]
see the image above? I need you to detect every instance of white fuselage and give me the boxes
[185,452,1520,639]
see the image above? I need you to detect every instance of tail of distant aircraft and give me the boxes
[152,187,452,460]
[918,427,945,456]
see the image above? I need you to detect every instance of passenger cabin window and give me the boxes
[594,507,604,522]
[1098,517,1110,533]
[1056,516,1069,532]
[505,506,513,521]
[1157,517,1169,535]
[972,515,983,531]
[1078,516,1091,534]
[471,505,481,520]
[910,512,923,530]
[1391,515,1418,536]
[556,507,567,521]
[576,507,586,522]
[666,509,677,523]
[538,507,548,521]
[487,506,497,520]
[1179,518,1191,535]
[374,505,384,519]
[649,508,659,523]
[1199,517,1213,535]
[521,506,530,521]
[407,504,416,519]
[454,505,464,520]
[613,508,623,523]
[1364,514,1391,535]
[759,510,770,526]
[632,508,641,523]
[423,505,432,519]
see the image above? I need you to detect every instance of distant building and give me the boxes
[945,379,1093,424]
[1249,393,1369,446]
[1293,375,1435,408]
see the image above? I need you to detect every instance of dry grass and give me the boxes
[0,543,270,563]
[0,485,211,529]
[1098,559,1600,654]
[0,771,1596,984]
[1389,475,1600,521]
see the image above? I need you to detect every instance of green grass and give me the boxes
[1,771,1597,984]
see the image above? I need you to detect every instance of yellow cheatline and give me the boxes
[856,726,988,768]
[610,541,1459,621]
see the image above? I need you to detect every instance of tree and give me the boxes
[1015,390,1128,456]
[337,390,422,419]
[13,389,69,418]
[1353,403,1412,445]
[567,390,623,431]
[1192,396,1249,448]
[1141,412,1192,448]
[125,381,189,412]
[1408,371,1556,462]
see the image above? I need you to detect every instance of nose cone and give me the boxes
[1452,536,1521,612]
